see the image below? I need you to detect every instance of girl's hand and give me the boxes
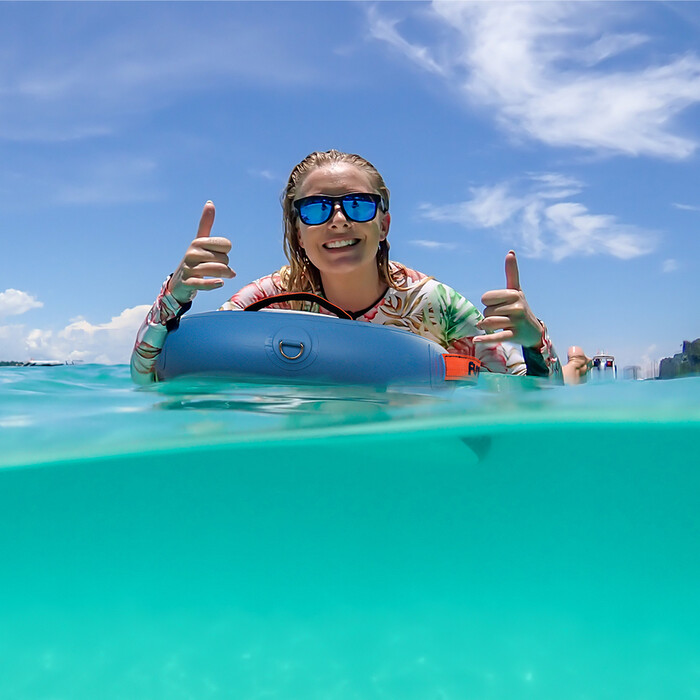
[474,250,545,349]
[167,201,236,304]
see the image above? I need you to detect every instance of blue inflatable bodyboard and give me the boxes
[155,309,479,388]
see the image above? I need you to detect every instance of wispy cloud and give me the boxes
[0,6,321,143]
[52,156,162,205]
[662,259,679,273]
[369,1,700,159]
[367,6,447,76]
[672,202,700,212]
[420,173,656,262]
[0,289,43,318]
[409,240,459,250]
[249,169,279,182]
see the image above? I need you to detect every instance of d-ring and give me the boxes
[279,341,304,360]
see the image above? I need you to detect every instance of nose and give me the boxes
[329,201,350,226]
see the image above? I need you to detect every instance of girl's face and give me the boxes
[295,163,390,280]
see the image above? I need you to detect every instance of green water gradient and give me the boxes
[0,366,698,698]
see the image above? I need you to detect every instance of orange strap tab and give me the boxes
[443,354,481,381]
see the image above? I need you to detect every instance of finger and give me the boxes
[183,263,236,280]
[476,316,515,332]
[481,289,520,307]
[191,236,232,253]
[567,345,583,361]
[473,329,515,344]
[505,250,521,291]
[482,303,524,319]
[185,248,231,265]
[567,345,589,361]
[196,201,216,239]
[180,278,227,292]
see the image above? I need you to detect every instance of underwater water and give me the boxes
[0,365,699,699]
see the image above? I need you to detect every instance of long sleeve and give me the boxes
[130,278,190,384]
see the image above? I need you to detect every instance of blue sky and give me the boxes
[0,1,698,375]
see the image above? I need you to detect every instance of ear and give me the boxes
[296,222,305,249]
[379,212,390,241]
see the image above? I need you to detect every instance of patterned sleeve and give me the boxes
[130,277,191,384]
[419,282,561,379]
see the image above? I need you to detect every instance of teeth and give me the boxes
[324,239,358,249]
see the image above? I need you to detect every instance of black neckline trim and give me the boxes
[319,286,388,320]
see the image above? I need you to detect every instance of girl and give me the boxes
[131,150,560,383]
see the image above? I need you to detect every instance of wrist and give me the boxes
[166,273,196,305]
[525,321,546,352]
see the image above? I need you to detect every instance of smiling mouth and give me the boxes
[323,239,360,250]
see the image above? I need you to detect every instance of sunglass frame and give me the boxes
[293,193,385,226]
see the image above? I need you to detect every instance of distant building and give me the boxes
[658,339,700,379]
[623,365,642,381]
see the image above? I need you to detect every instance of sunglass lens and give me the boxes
[342,195,377,222]
[298,198,332,225]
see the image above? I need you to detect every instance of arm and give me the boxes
[474,251,562,380]
[130,279,192,385]
[129,202,235,384]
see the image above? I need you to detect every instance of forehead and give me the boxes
[297,163,375,198]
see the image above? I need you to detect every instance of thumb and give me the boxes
[505,249,521,290]
[196,200,215,238]
[568,345,591,366]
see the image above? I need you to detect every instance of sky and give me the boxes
[1,0,698,375]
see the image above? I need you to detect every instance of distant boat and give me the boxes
[22,360,71,367]
[591,354,617,380]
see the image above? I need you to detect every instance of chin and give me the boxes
[311,252,359,268]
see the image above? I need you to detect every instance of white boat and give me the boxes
[591,354,617,380]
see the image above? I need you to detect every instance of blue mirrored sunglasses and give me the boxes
[293,193,384,226]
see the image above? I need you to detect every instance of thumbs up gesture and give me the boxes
[474,250,545,349]
[167,201,236,304]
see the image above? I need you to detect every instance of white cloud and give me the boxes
[425,184,527,229]
[0,289,43,318]
[0,305,150,364]
[662,258,679,273]
[420,173,656,262]
[370,1,700,159]
[0,324,31,361]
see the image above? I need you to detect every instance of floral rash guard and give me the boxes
[131,262,561,384]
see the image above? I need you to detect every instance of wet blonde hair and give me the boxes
[280,149,404,294]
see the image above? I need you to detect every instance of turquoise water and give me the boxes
[1,366,699,699]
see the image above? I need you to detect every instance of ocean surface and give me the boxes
[1,365,698,699]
